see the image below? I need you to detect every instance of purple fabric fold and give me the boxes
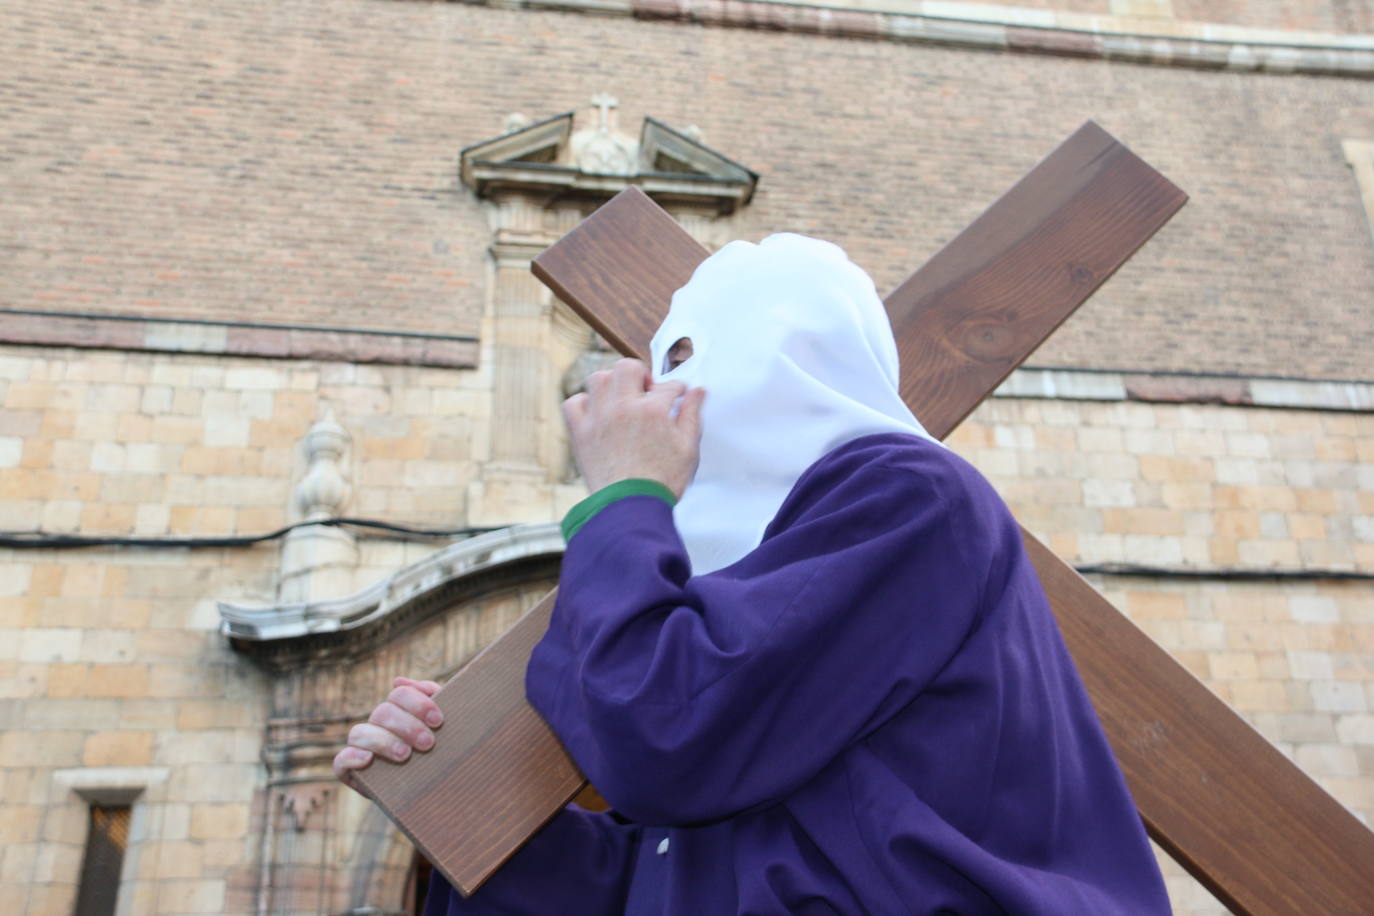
[427,433,1169,915]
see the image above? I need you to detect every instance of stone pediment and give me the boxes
[460,104,758,214]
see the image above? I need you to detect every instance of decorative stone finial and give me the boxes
[294,410,351,521]
[504,112,532,134]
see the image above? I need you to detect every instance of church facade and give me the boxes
[1,0,1372,913]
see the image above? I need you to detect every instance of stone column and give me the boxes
[467,198,594,525]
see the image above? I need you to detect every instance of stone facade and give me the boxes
[1,0,1372,914]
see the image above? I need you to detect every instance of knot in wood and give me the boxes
[961,318,1014,362]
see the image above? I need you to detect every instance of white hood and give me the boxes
[649,233,937,575]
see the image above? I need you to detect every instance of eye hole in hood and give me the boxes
[661,337,695,375]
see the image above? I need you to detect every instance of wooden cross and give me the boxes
[356,122,1374,913]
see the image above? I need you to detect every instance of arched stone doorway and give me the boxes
[224,525,564,914]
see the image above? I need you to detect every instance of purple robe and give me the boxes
[426,433,1170,915]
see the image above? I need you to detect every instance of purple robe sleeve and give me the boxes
[423,804,638,915]
[526,438,1003,826]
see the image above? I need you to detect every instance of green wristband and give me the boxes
[561,478,677,542]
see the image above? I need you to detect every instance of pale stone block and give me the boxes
[1122,534,1183,565]
[1076,533,1124,562]
[432,388,485,417]
[1236,539,1299,566]
[1295,743,1360,778]
[290,370,319,391]
[1290,596,1340,623]
[1276,712,1338,743]
[24,880,77,915]
[83,730,154,767]
[1124,428,1174,455]
[160,803,191,840]
[203,415,250,447]
[189,803,249,840]
[90,441,127,473]
[974,449,1019,478]
[167,763,258,804]
[147,840,205,879]
[86,383,141,414]
[0,563,33,597]
[22,698,119,730]
[0,355,33,381]
[32,840,83,884]
[1311,680,1367,713]
[1208,651,1259,681]
[224,367,283,390]
[79,629,136,663]
[134,504,171,535]
[0,499,43,529]
[1085,452,1138,480]
[158,729,242,765]
[1258,511,1288,539]
[19,628,83,663]
[0,730,84,767]
[39,497,83,532]
[123,442,161,473]
[1077,427,1123,452]
[0,436,21,468]
[1082,479,1133,508]
[1225,431,1270,458]
[992,425,1034,450]
[1213,457,1259,485]
[1,841,38,885]
[154,878,226,914]
[140,384,173,414]
[1287,651,1334,680]
[1178,621,1226,650]
[1336,715,1374,745]
[237,390,275,419]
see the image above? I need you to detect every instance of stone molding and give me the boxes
[997,367,1374,411]
[219,522,564,644]
[461,0,1374,77]
[0,309,480,367]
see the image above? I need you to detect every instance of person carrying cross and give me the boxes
[334,234,1171,914]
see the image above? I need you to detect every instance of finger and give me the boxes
[348,721,417,763]
[369,702,435,752]
[388,684,444,729]
[676,386,707,438]
[393,676,442,697]
[561,393,589,431]
[333,745,374,783]
[647,380,687,401]
[609,358,648,398]
[584,369,611,400]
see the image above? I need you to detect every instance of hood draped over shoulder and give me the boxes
[649,233,937,574]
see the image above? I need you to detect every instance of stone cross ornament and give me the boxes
[356,122,1374,914]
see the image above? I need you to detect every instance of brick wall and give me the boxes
[3,0,1373,913]
[3,0,1373,378]
[2,340,1372,913]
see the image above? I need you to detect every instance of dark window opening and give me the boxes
[74,804,130,916]
[405,852,435,916]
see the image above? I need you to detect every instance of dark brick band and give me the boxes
[0,311,479,368]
